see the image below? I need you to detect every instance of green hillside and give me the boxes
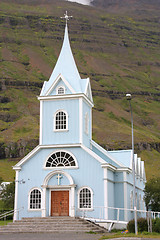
[0,0,160,180]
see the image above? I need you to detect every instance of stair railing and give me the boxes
[76,206,160,222]
[0,207,24,221]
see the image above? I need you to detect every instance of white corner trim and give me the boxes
[79,98,83,144]
[130,150,133,169]
[81,144,106,164]
[39,100,43,145]
[91,140,125,167]
[13,170,19,221]
[123,171,128,221]
[45,74,76,96]
[103,168,108,219]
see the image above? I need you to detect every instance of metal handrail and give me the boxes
[76,206,160,222]
[0,207,24,220]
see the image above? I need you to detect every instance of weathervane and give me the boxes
[61,11,73,24]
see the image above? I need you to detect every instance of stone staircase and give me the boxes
[0,216,106,233]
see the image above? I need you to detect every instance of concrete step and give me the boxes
[0,217,106,233]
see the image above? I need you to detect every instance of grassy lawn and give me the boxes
[99,231,160,239]
[0,220,13,226]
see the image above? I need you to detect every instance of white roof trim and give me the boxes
[40,81,47,96]
[38,93,94,107]
[45,74,76,96]
[13,144,82,168]
[85,78,93,103]
[13,145,41,169]
[81,144,106,164]
[84,78,89,94]
[91,140,124,167]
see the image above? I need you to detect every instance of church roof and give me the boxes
[41,23,85,96]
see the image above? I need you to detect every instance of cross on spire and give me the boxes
[61,11,72,25]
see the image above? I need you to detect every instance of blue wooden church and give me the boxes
[13,15,146,225]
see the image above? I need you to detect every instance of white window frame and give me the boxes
[56,86,65,95]
[44,150,78,169]
[85,112,89,135]
[28,188,42,211]
[77,186,93,211]
[54,109,68,132]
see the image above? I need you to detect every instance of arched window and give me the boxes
[29,189,41,209]
[54,110,68,131]
[85,112,89,135]
[57,86,65,95]
[78,187,93,209]
[46,151,76,168]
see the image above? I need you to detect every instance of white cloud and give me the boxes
[66,0,93,6]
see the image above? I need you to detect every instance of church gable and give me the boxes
[85,80,93,102]
[48,76,73,96]
[42,74,75,96]
[80,78,93,102]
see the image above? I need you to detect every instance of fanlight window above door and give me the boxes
[46,151,76,168]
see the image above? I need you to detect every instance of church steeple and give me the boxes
[41,13,82,96]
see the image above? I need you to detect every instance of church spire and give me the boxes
[41,12,82,96]
[60,11,72,25]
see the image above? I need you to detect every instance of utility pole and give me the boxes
[126,93,138,235]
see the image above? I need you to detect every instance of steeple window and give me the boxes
[85,112,89,135]
[54,110,68,131]
[57,86,65,95]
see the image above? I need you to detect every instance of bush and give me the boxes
[127,219,135,233]
[138,218,148,232]
[127,218,148,233]
[152,218,160,233]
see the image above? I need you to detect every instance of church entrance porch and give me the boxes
[51,190,69,216]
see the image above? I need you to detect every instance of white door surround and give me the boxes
[41,170,76,217]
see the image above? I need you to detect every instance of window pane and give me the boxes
[30,189,41,209]
[46,151,76,168]
[79,188,91,209]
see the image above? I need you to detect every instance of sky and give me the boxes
[66,0,93,6]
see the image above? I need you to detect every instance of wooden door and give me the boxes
[51,191,69,216]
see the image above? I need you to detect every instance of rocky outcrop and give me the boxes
[0,139,39,159]
[0,139,159,160]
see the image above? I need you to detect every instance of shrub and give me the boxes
[152,218,160,233]
[127,218,148,233]
[138,218,148,232]
[127,219,135,233]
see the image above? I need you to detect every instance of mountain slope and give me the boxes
[0,0,160,180]
[92,0,160,13]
